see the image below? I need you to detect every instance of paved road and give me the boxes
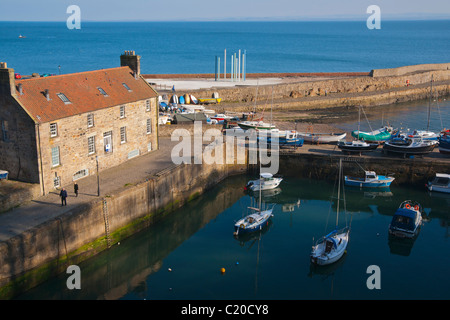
[0,137,179,242]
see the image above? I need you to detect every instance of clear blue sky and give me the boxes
[1,0,450,21]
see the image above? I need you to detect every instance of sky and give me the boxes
[1,0,450,21]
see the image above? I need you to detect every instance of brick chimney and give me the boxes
[0,62,16,96]
[120,50,141,77]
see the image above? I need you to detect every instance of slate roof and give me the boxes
[14,66,158,124]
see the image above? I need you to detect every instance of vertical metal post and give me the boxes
[218,57,220,80]
[243,50,246,81]
[238,49,241,82]
[231,55,234,82]
[224,49,226,79]
[215,56,218,81]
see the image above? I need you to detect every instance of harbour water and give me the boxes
[15,174,449,300]
[1,20,449,75]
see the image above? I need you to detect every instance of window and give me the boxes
[1,120,9,141]
[87,114,94,128]
[103,131,112,153]
[88,136,96,154]
[57,93,71,104]
[120,105,125,118]
[51,146,60,167]
[146,119,152,134]
[50,123,58,137]
[53,176,61,188]
[120,126,127,144]
[122,83,132,92]
[73,169,89,181]
[146,99,151,111]
[98,87,108,97]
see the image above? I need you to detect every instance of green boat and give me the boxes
[351,127,392,142]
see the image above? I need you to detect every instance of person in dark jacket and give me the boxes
[74,182,79,197]
[60,188,68,206]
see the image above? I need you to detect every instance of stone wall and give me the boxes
[0,95,40,184]
[0,141,247,298]
[370,63,450,77]
[37,97,158,195]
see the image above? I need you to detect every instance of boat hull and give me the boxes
[310,230,349,266]
[234,212,273,235]
[344,175,394,188]
[388,201,422,239]
[383,142,436,156]
[351,129,391,142]
[299,132,346,144]
[337,142,379,153]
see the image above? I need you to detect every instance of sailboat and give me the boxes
[310,159,350,266]
[234,150,275,236]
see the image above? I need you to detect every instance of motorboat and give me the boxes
[337,140,379,154]
[298,132,346,144]
[257,129,304,147]
[383,137,438,157]
[245,173,283,192]
[210,113,233,123]
[345,171,395,188]
[388,200,423,238]
[426,173,450,194]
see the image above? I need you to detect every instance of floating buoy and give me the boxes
[221,268,226,274]
[168,268,172,272]
[236,262,239,265]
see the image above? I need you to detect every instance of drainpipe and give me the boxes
[36,123,45,196]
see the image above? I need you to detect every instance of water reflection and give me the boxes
[15,175,450,300]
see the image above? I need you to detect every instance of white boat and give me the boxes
[245,173,283,192]
[298,132,346,144]
[238,120,276,131]
[426,173,450,194]
[311,159,350,265]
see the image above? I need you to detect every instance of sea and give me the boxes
[3,20,450,302]
[1,20,450,75]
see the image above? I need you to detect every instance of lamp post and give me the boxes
[96,155,100,196]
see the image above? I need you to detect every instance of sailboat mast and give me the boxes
[336,159,342,227]
[427,74,433,131]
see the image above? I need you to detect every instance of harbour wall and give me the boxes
[273,152,450,187]
[152,64,450,112]
[0,141,247,299]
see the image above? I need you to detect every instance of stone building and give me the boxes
[0,51,159,195]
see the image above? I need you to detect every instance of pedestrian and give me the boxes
[74,182,79,197]
[60,188,67,206]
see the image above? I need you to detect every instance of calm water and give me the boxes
[332,99,450,134]
[16,175,450,300]
[1,20,450,75]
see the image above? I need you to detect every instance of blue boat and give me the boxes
[439,133,450,155]
[0,170,8,180]
[345,171,395,188]
[389,200,423,238]
[258,130,304,148]
[233,206,274,236]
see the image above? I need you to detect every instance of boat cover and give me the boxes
[390,208,418,231]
